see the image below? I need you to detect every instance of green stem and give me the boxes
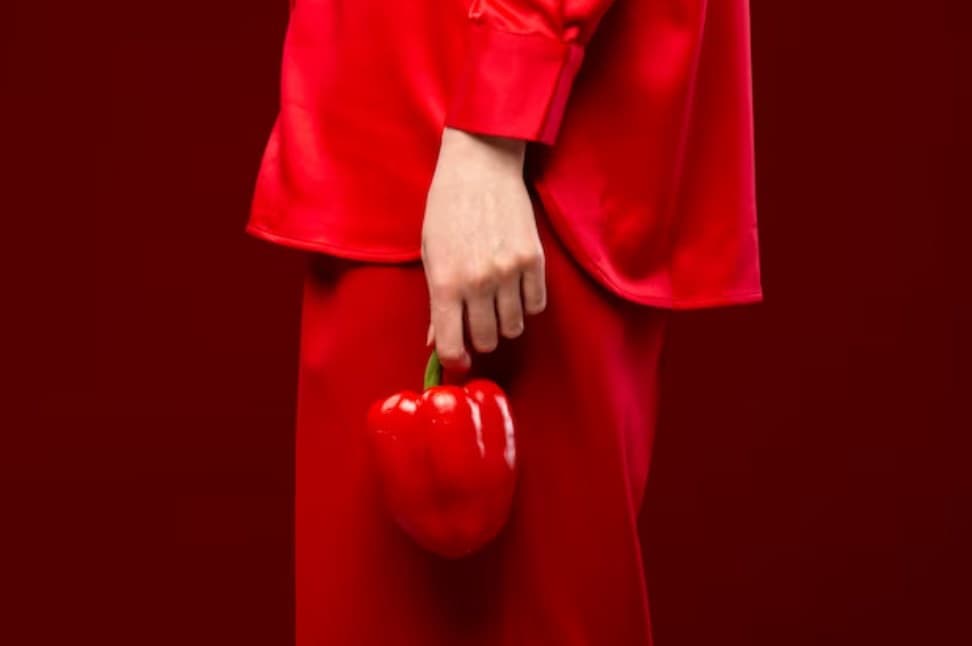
[423,349,442,390]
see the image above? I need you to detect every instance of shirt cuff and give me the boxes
[444,21,586,146]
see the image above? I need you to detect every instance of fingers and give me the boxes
[465,293,499,353]
[425,247,545,371]
[495,276,525,339]
[429,287,471,373]
[427,254,543,367]
[426,277,522,359]
[521,250,547,315]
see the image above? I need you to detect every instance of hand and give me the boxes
[421,127,547,374]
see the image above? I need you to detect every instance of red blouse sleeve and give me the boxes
[443,0,617,146]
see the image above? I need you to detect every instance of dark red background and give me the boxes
[3,1,968,644]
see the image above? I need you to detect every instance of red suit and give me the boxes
[247,1,762,644]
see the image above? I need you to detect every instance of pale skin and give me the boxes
[422,126,548,375]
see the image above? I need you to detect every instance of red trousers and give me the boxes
[295,189,669,645]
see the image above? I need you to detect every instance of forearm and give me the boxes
[439,127,526,173]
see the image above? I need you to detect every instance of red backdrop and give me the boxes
[3,1,968,644]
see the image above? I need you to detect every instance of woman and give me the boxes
[248,1,762,644]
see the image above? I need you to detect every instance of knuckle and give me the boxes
[493,255,519,278]
[429,276,458,299]
[464,268,495,292]
[518,248,542,268]
[515,253,534,270]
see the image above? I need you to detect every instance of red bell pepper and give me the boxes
[367,350,517,559]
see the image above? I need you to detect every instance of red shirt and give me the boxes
[247,0,763,308]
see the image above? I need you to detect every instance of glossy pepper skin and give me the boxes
[367,350,517,559]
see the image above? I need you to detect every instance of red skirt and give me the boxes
[295,188,669,645]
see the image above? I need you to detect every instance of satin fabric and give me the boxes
[295,189,668,645]
[247,0,763,308]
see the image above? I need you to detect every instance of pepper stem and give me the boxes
[423,349,442,390]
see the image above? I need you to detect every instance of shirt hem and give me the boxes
[531,182,764,310]
[245,220,423,263]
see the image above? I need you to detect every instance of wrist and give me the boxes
[439,127,526,170]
